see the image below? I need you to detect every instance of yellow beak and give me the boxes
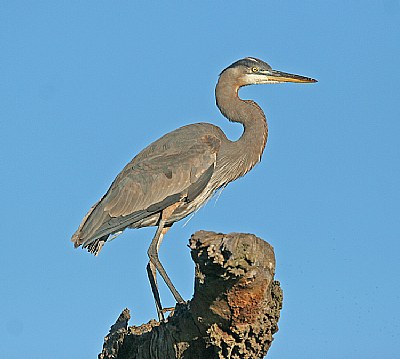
[266,69,317,83]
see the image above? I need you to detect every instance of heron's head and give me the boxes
[221,57,317,86]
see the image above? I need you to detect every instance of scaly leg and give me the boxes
[147,206,185,320]
[146,260,164,321]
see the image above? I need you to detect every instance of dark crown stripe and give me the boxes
[221,57,272,74]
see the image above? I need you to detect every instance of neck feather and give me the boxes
[215,71,268,180]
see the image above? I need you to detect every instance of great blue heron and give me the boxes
[72,57,316,320]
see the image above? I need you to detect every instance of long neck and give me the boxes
[215,71,268,181]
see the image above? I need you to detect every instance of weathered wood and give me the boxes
[99,231,283,359]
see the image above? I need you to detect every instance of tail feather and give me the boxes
[71,228,109,255]
[71,199,110,255]
[84,235,109,256]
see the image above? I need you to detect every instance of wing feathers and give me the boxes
[72,131,221,251]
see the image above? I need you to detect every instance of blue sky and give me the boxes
[1,1,399,358]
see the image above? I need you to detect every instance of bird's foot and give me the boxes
[157,302,187,322]
[161,306,176,314]
[156,306,175,322]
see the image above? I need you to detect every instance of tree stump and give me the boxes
[99,230,283,359]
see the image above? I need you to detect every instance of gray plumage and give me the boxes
[71,57,316,320]
[72,124,222,254]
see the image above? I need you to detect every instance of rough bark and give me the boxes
[99,230,283,359]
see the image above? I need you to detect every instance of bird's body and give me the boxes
[73,123,225,252]
[71,57,316,320]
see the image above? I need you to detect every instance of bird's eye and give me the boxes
[251,67,259,73]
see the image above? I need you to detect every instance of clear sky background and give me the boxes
[1,1,399,358]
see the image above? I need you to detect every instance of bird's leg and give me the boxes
[148,222,185,302]
[146,259,164,321]
[147,205,185,320]
[146,223,173,322]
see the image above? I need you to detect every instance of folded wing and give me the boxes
[71,133,220,252]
